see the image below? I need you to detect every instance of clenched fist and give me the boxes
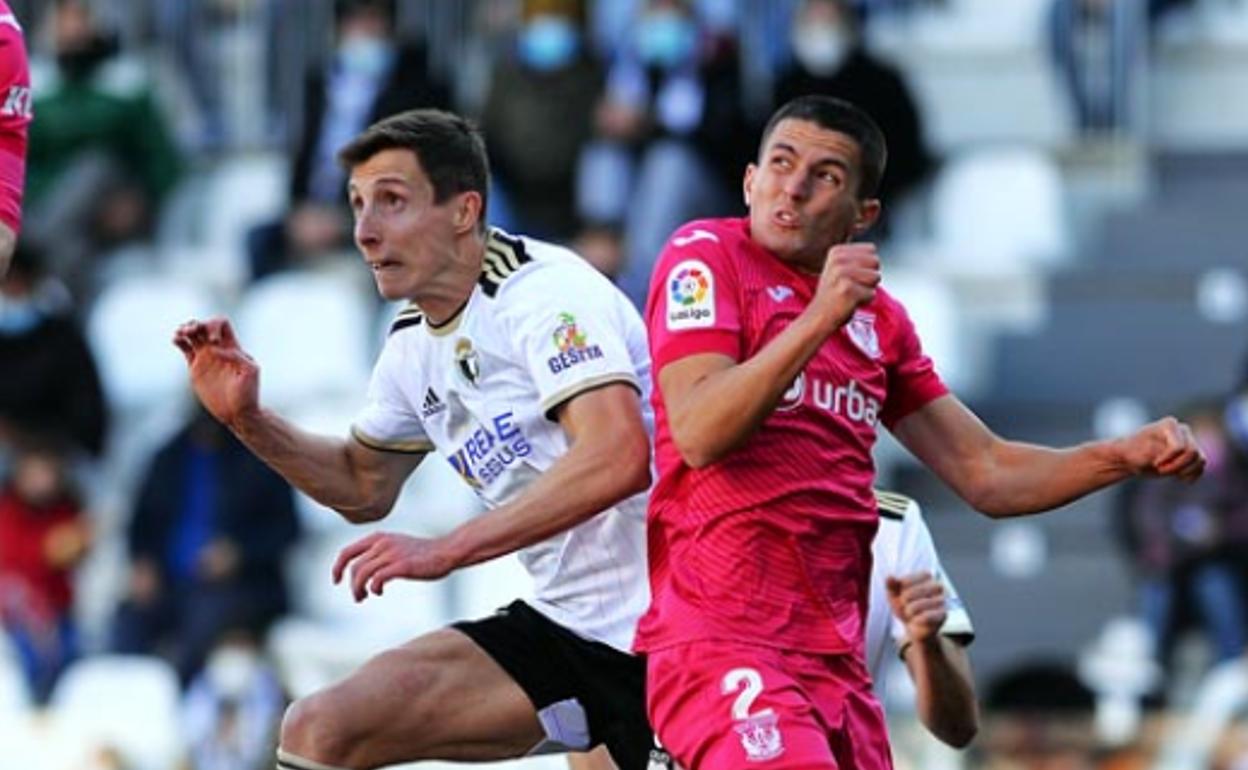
[810,242,880,335]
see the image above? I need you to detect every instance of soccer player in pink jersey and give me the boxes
[636,95,1206,770]
[0,0,31,276]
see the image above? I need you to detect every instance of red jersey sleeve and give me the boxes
[644,222,744,373]
[0,5,31,232]
[880,294,948,429]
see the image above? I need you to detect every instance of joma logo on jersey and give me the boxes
[780,374,881,425]
[548,312,604,373]
[446,411,532,488]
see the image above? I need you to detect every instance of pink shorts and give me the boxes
[647,641,893,770]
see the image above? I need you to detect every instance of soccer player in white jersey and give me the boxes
[869,489,978,749]
[173,109,662,770]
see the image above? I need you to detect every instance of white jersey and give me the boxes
[352,229,653,652]
[867,490,974,696]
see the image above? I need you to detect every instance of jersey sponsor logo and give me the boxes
[666,260,715,330]
[845,310,881,360]
[1,85,31,119]
[777,372,805,412]
[779,373,881,426]
[765,286,794,303]
[420,387,446,418]
[454,337,481,386]
[671,228,718,248]
[547,312,604,374]
[446,411,532,489]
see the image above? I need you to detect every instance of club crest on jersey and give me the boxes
[666,259,714,330]
[845,311,881,360]
[777,372,805,412]
[548,312,604,374]
[734,713,784,762]
[455,338,481,385]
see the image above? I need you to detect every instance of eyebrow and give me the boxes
[348,174,411,193]
[769,142,851,175]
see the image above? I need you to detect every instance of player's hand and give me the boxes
[886,571,947,645]
[809,242,880,335]
[332,531,458,601]
[1118,416,1206,482]
[173,317,260,427]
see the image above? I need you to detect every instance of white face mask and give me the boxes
[791,23,850,77]
[205,647,261,699]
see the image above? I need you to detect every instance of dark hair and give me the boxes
[338,109,490,231]
[759,95,887,199]
[334,0,395,25]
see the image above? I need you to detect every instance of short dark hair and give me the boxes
[338,109,490,230]
[759,95,887,199]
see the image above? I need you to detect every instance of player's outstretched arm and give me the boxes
[335,382,651,599]
[173,317,423,523]
[660,243,880,468]
[888,573,979,748]
[891,395,1205,518]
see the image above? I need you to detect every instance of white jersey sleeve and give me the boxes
[500,257,644,418]
[351,324,434,453]
[884,494,975,653]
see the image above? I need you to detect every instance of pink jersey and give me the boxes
[0,1,29,232]
[634,217,947,655]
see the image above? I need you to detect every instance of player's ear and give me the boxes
[453,191,483,234]
[851,198,881,236]
[743,164,757,208]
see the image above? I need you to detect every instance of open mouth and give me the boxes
[772,209,802,230]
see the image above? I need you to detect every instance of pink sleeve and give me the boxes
[644,224,743,372]
[880,299,948,429]
[0,14,31,232]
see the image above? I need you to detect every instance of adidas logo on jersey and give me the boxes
[421,388,446,418]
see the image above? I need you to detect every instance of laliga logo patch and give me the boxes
[666,260,715,330]
[845,310,881,360]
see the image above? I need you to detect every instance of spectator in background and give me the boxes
[110,404,299,685]
[773,0,931,227]
[182,626,287,770]
[0,0,32,277]
[1116,398,1248,675]
[0,242,107,458]
[977,661,1098,770]
[24,0,182,297]
[481,0,604,243]
[247,0,450,281]
[578,0,751,304]
[0,435,90,704]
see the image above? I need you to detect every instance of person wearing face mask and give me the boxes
[773,0,931,222]
[576,0,751,306]
[0,242,106,459]
[481,0,604,244]
[22,0,182,299]
[246,0,451,281]
[1114,397,1248,684]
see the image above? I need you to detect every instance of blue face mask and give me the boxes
[0,296,42,336]
[634,10,698,69]
[338,36,395,78]
[519,15,580,72]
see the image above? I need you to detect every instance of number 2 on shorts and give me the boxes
[722,667,775,721]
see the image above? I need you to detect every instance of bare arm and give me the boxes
[891,395,1205,518]
[888,573,979,748]
[335,382,652,596]
[661,243,880,468]
[174,318,424,523]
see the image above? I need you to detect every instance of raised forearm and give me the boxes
[442,432,650,568]
[904,636,979,748]
[669,312,832,467]
[228,407,386,522]
[969,439,1127,518]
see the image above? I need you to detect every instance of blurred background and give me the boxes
[0,0,1246,768]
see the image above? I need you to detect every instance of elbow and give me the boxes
[335,493,394,524]
[672,429,723,470]
[939,718,979,750]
